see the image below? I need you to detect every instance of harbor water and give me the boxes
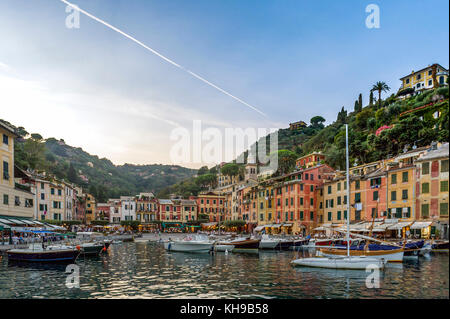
[0,240,448,299]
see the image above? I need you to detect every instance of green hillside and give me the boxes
[1,120,197,202]
[157,84,449,197]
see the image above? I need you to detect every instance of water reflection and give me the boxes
[0,242,448,299]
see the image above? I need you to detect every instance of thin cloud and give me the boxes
[60,0,268,118]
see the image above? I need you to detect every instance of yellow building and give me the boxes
[323,176,349,225]
[84,193,96,224]
[257,181,275,227]
[0,121,34,220]
[415,143,449,239]
[399,63,448,92]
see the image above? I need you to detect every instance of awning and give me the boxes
[282,223,293,227]
[201,222,218,227]
[263,224,273,228]
[254,225,265,231]
[410,221,432,230]
[271,224,282,228]
[387,221,413,230]
[7,219,28,225]
[0,221,11,230]
[0,218,14,225]
[313,226,325,231]
[44,224,66,230]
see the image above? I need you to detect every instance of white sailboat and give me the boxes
[291,124,385,270]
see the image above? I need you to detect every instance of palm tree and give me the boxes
[371,81,390,108]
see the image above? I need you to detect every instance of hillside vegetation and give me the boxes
[158,83,449,196]
[1,120,197,202]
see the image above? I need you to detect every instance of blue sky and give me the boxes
[0,0,448,167]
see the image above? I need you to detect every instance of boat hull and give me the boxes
[276,240,294,250]
[7,249,80,263]
[291,256,384,270]
[164,241,213,253]
[319,248,404,263]
[215,244,235,252]
[432,241,449,252]
[81,244,105,256]
[259,240,279,250]
[220,239,260,252]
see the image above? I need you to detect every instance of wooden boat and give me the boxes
[319,247,404,263]
[330,240,422,260]
[291,256,384,270]
[219,237,260,252]
[7,244,80,263]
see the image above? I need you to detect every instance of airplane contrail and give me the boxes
[60,0,268,118]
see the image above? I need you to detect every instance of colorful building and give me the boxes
[399,63,448,93]
[289,121,307,131]
[196,192,225,223]
[108,198,122,224]
[295,152,326,169]
[0,122,35,221]
[136,193,158,223]
[85,193,97,224]
[95,203,110,221]
[415,143,449,239]
[120,196,135,221]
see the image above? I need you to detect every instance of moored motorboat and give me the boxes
[164,235,213,253]
[276,238,295,250]
[79,242,106,256]
[259,235,280,250]
[7,244,80,263]
[291,256,385,270]
[291,238,309,248]
[219,237,260,253]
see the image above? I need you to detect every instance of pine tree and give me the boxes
[369,91,374,105]
[358,93,363,109]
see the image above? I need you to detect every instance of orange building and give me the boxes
[296,152,326,169]
[196,192,225,222]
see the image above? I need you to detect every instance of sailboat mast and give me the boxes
[345,124,350,258]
